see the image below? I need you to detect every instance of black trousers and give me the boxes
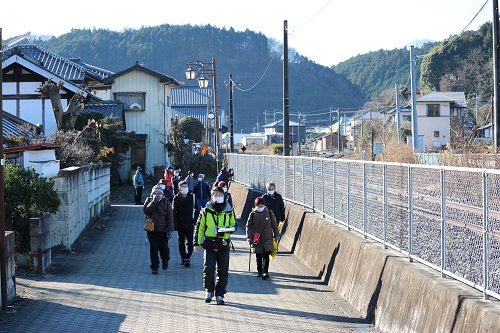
[203,249,230,296]
[134,186,143,204]
[256,251,271,273]
[177,228,194,260]
[147,231,170,269]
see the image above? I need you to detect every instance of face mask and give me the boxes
[181,187,189,194]
[159,184,166,190]
[268,190,275,195]
[198,178,203,182]
[174,172,179,176]
[256,206,265,213]
[213,196,224,204]
[222,187,227,193]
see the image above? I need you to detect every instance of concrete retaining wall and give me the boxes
[50,164,111,249]
[230,182,500,333]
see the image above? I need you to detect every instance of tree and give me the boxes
[169,115,185,169]
[179,116,204,142]
[4,164,60,251]
[36,80,87,131]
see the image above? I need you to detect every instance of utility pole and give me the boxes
[395,83,401,143]
[410,45,420,151]
[493,0,500,150]
[229,74,234,153]
[0,27,8,312]
[283,20,290,156]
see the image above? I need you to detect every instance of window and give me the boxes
[427,104,440,117]
[434,131,440,138]
[115,93,145,111]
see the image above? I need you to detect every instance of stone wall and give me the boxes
[30,216,51,274]
[230,181,500,333]
[50,164,111,249]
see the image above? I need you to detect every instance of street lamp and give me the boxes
[185,59,219,169]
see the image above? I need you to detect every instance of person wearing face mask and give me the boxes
[172,169,181,195]
[157,179,174,203]
[193,173,211,209]
[173,181,200,267]
[217,181,233,207]
[144,185,174,274]
[261,182,286,226]
[246,197,280,280]
[164,166,175,197]
[132,166,145,205]
[193,186,237,305]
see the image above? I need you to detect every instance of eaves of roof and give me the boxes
[2,110,41,140]
[102,62,181,86]
[3,142,60,154]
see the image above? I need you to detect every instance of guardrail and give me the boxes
[226,153,500,300]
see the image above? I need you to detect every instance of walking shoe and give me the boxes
[256,272,262,277]
[180,259,186,265]
[184,259,191,268]
[152,268,159,275]
[262,273,269,280]
[216,296,225,305]
[162,261,168,270]
[205,291,213,303]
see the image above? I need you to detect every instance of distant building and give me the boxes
[312,132,346,152]
[263,120,306,144]
[3,143,60,178]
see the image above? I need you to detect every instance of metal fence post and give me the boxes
[440,168,446,278]
[347,162,351,231]
[312,159,315,212]
[293,158,296,202]
[383,164,387,249]
[333,160,336,224]
[482,171,489,300]
[321,160,325,214]
[302,158,305,206]
[408,166,413,262]
[363,162,367,239]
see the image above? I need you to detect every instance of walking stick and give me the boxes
[248,245,251,271]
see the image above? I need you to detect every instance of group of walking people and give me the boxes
[135,164,284,305]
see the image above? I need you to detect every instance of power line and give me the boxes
[234,49,280,92]
[291,0,334,32]
[419,0,490,58]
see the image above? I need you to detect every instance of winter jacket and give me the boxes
[224,191,233,207]
[246,207,279,253]
[164,170,174,187]
[143,195,174,232]
[193,181,211,200]
[194,202,236,246]
[173,192,200,231]
[185,175,195,192]
[261,192,286,222]
[132,171,144,187]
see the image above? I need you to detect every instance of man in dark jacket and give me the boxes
[260,182,286,223]
[173,181,200,267]
[194,173,211,208]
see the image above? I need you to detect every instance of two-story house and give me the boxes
[100,62,181,180]
[416,91,467,150]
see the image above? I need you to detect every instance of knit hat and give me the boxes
[151,185,163,196]
[218,181,227,188]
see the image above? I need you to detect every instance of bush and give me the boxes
[4,164,60,252]
[185,154,217,178]
[270,144,283,154]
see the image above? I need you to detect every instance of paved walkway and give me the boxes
[0,202,378,333]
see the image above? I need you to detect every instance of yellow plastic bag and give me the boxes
[270,238,279,260]
[278,221,284,232]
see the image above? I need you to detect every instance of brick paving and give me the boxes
[0,202,378,333]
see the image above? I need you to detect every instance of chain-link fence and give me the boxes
[227,153,500,300]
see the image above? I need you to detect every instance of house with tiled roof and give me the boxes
[416,91,467,150]
[1,44,104,135]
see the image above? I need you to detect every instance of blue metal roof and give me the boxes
[171,86,213,106]
[2,111,40,140]
[83,101,125,127]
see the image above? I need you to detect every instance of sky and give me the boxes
[1,0,493,67]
